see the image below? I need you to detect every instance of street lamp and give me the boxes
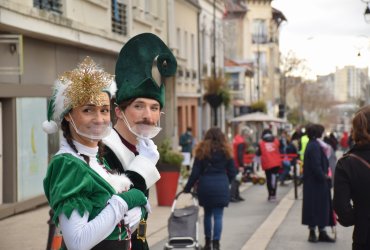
[362,0,370,23]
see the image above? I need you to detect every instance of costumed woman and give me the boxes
[43,57,149,250]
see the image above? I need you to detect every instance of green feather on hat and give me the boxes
[115,33,177,108]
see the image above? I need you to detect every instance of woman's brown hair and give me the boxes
[194,127,232,160]
[352,105,370,146]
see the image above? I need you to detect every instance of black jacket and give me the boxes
[184,150,236,207]
[334,144,370,244]
[301,139,332,227]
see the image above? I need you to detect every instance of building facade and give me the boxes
[199,0,226,132]
[171,0,200,142]
[334,66,369,103]
[223,0,285,118]
[0,0,285,217]
[0,0,173,217]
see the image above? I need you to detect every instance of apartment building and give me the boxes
[245,0,285,113]
[334,66,369,103]
[198,0,226,131]
[223,0,285,117]
[171,0,200,140]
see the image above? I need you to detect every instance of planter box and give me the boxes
[156,163,181,206]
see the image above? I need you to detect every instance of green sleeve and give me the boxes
[116,188,147,209]
[43,155,112,224]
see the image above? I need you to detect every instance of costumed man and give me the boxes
[103,33,177,249]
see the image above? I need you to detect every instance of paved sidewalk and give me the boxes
[0,181,353,250]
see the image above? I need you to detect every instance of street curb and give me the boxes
[241,186,297,250]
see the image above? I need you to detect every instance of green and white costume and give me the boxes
[103,129,161,190]
[44,138,147,250]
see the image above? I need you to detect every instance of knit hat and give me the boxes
[42,57,116,134]
[115,33,177,108]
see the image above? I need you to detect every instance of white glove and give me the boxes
[136,138,160,165]
[108,195,129,219]
[144,199,152,214]
[123,207,142,230]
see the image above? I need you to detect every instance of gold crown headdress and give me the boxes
[42,56,116,134]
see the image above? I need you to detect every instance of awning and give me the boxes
[229,112,287,123]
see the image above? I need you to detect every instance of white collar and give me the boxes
[58,137,98,159]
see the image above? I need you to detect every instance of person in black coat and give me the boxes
[334,105,370,250]
[302,124,335,243]
[183,127,237,250]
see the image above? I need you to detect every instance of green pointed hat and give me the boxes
[115,33,177,108]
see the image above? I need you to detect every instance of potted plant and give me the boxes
[203,76,231,125]
[157,139,184,172]
[155,139,184,206]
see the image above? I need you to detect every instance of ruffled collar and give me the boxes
[59,137,98,158]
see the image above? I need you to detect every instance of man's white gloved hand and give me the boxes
[136,138,160,165]
[123,207,142,230]
[144,199,152,214]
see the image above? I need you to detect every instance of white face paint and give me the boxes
[120,111,162,139]
[69,114,112,141]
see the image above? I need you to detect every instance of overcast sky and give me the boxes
[271,0,370,79]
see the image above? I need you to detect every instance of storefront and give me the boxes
[0,34,116,219]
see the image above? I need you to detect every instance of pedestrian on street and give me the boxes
[42,57,149,250]
[102,32,178,249]
[183,127,237,250]
[180,127,194,155]
[339,130,349,152]
[230,127,247,202]
[302,124,335,243]
[256,129,281,201]
[179,127,195,175]
[323,134,338,185]
[334,105,370,250]
[279,131,298,186]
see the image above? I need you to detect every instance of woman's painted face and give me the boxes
[65,92,111,145]
[116,97,162,139]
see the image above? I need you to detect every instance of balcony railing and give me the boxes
[33,0,62,14]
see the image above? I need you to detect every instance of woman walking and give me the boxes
[183,127,237,250]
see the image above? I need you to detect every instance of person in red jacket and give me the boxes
[230,130,247,202]
[256,129,281,201]
[340,131,349,152]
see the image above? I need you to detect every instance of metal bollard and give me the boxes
[293,164,298,199]
[46,208,56,250]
